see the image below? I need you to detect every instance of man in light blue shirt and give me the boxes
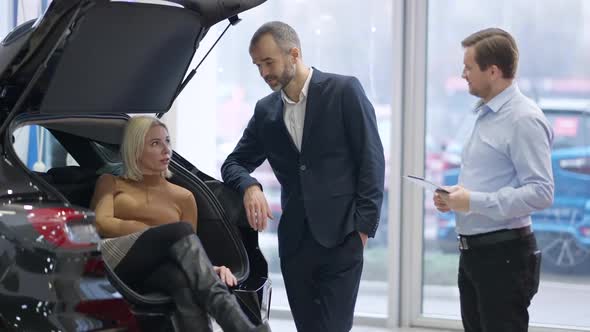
[434,28,553,332]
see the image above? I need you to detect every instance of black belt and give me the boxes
[458,225,532,250]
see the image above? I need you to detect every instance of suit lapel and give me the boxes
[301,69,322,154]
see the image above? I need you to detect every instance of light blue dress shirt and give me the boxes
[456,82,554,235]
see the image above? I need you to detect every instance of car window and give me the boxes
[90,141,120,164]
[90,141,124,176]
[12,125,79,172]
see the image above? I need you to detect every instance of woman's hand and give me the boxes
[213,265,237,287]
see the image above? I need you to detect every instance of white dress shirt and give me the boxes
[281,68,313,151]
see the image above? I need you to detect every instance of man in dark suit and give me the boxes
[221,21,385,332]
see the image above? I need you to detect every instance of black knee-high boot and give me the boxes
[169,234,271,332]
[171,288,213,332]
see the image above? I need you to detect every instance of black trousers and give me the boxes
[458,233,541,332]
[114,222,195,296]
[280,224,364,332]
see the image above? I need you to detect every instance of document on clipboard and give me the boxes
[403,175,450,194]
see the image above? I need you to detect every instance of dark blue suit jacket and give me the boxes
[221,69,385,258]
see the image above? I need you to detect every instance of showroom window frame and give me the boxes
[399,1,590,331]
[399,0,434,328]
[323,0,405,328]
[386,0,405,329]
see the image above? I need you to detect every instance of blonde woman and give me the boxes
[91,116,270,332]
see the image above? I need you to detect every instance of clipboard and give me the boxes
[403,175,450,194]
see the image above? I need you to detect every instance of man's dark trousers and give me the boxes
[458,234,540,332]
[281,222,364,332]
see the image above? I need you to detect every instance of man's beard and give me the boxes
[267,63,296,92]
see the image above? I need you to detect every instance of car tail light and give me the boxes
[27,208,100,248]
[559,157,590,174]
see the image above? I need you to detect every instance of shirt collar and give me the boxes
[473,81,519,114]
[281,68,313,105]
[473,81,520,115]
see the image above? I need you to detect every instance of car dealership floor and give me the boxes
[269,318,450,332]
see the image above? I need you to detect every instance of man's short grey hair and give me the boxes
[249,21,301,55]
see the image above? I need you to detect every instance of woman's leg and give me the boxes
[113,222,194,288]
[169,233,271,332]
[111,222,270,332]
[142,262,212,332]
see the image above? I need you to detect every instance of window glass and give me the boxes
[0,1,13,39]
[424,0,590,328]
[13,126,79,172]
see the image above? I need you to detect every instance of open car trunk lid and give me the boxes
[0,0,265,115]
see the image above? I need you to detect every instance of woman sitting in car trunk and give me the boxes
[91,116,270,332]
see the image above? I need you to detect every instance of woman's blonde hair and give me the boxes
[121,116,171,181]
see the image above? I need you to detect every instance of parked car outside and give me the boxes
[0,0,269,331]
[436,99,590,273]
